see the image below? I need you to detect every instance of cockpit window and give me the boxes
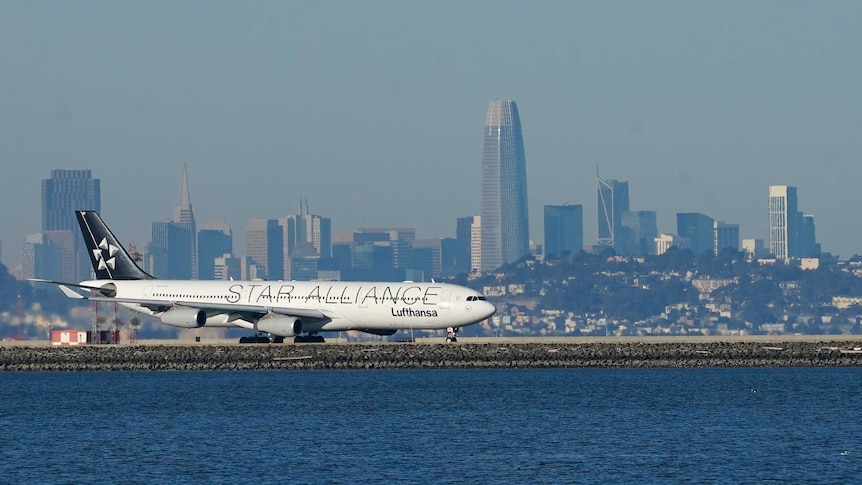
[467,296,487,301]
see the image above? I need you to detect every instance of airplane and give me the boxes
[32,211,496,343]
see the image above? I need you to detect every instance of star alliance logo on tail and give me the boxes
[93,237,119,271]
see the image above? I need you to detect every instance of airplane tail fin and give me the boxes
[76,211,155,280]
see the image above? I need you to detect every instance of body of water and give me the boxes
[1,368,860,484]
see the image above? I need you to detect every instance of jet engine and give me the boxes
[255,315,303,337]
[160,308,207,328]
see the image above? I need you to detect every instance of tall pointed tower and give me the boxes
[173,164,197,278]
[480,99,529,271]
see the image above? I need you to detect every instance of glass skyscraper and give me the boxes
[480,99,529,271]
[544,204,584,258]
[596,172,629,251]
[768,185,798,260]
[677,212,715,256]
[768,185,819,259]
[42,169,101,232]
[41,169,100,281]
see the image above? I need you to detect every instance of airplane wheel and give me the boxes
[294,335,326,343]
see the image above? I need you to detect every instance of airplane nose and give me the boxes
[480,301,496,319]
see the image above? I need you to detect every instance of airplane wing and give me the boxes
[83,296,330,321]
[58,285,86,299]
[32,278,330,322]
[29,278,105,292]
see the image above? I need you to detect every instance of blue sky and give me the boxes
[2,1,861,264]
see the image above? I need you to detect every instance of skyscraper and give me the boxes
[768,185,799,260]
[655,233,690,255]
[147,220,192,279]
[246,219,284,280]
[619,210,657,256]
[281,199,332,279]
[145,166,197,279]
[41,169,100,280]
[453,216,475,275]
[677,213,715,256]
[799,215,820,257]
[543,204,584,258]
[173,164,197,279]
[42,170,101,232]
[714,221,740,255]
[480,99,529,271]
[197,221,232,280]
[596,171,630,251]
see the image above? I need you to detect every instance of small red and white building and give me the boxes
[51,330,88,346]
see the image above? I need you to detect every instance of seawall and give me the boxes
[2,340,862,371]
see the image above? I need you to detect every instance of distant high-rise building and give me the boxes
[42,170,101,232]
[480,99,529,271]
[619,211,657,256]
[245,219,284,280]
[655,233,690,256]
[213,253,241,281]
[440,237,458,277]
[412,239,443,281]
[543,204,583,258]
[197,221,232,280]
[767,186,819,259]
[742,238,767,260]
[21,233,63,281]
[147,220,193,279]
[596,171,630,252]
[349,227,415,280]
[799,214,820,257]
[281,199,332,279]
[41,169,100,280]
[768,185,803,260]
[453,216,475,275]
[172,165,197,279]
[329,234,353,276]
[470,216,482,273]
[290,255,320,281]
[677,213,715,256]
[713,221,740,255]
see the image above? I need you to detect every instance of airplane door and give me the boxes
[439,290,452,309]
[143,286,152,298]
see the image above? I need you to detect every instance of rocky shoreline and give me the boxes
[2,340,862,371]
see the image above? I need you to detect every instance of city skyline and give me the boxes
[2,2,862,263]
[10,166,833,281]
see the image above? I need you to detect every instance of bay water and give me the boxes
[1,368,860,484]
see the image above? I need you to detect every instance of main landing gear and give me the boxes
[239,334,284,344]
[445,327,459,343]
[238,333,326,343]
[294,333,326,343]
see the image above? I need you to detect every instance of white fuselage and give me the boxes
[82,279,496,333]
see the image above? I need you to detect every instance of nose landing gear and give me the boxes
[445,327,458,343]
